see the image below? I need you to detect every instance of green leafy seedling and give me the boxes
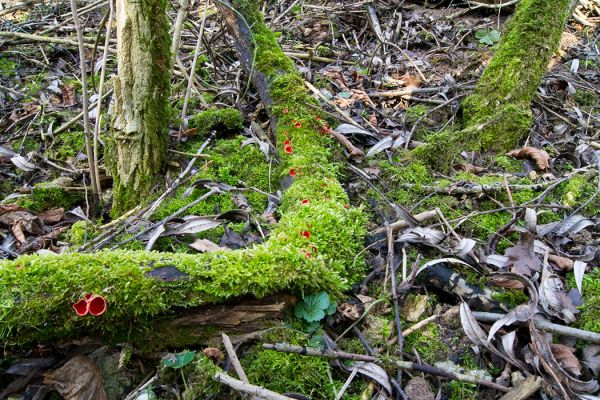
[162,350,196,369]
[294,291,337,323]
[475,29,500,46]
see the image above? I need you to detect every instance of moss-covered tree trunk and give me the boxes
[460,0,571,152]
[0,0,366,347]
[110,0,172,214]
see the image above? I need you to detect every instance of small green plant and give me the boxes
[475,28,500,45]
[163,350,196,369]
[294,291,336,323]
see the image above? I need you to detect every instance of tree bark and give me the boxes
[109,0,172,215]
[460,0,571,152]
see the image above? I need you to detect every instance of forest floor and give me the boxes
[0,0,600,399]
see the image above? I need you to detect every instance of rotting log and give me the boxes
[460,0,571,152]
[0,0,366,347]
[108,0,172,214]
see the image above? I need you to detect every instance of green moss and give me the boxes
[0,58,17,76]
[188,107,244,136]
[446,381,478,400]
[461,0,571,152]
[492,288,528,308]
[182,354,222,399]
[48,131,86,160]
[16,180,84,213]
[403,323,447,365]
[65,221,100,247]
[404,104,428,124]
[568,268,600,333]
[571,89,597,107]
[243,330,338,399]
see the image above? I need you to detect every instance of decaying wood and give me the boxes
[145,295,295,349]
[499,376,542,400]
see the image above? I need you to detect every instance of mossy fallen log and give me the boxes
[0,0,366,346]
[460,0,571,152]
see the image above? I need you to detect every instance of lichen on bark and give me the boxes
[109,0,172,215]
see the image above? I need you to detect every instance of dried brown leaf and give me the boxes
[539,266,578,324]
[43,355,107,400]
[61,84,76,107]
[202,347,223,363]
[506,147,550,170]
[582,345,600,377]
[548,254,574,270]
[505,244,541,276]
[38,208,65,224]
[551,344,582,377]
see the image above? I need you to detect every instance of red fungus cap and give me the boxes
[294,122,302,129]
[301,230,311,238]
[289,168,296,177]
[73,298,89,316]
[87,295,107,316]
[301,199,310,205]
[284,146,293,154]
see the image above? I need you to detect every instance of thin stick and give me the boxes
[55,90,113,134]
[92,0,114,196]
[69,0,100,197]
[221,334,249,383]
[215,373,295,400]
[0,31,115,53]
[370,210,438,235]
[263,343,510,392]
[179,0,210,137]
[171,0,190,63]
[473,312,600,344]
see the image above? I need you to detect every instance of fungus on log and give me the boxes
[0,0,366,347]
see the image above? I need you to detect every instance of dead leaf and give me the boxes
[202,347,223,363]
[403,294,429,322]
[539,266,578,324]
[583,345,600,377]
[503,231,541,277]
[338,302,361,321]
[548,254,574,270]
[38,208,65,224]
[189,239,222,252]
[405,376,435,400]
[454,163,486,174]
[43,355,108,400]
[506,147,550,170]
[61,84,76,106]
[551,344,582,377]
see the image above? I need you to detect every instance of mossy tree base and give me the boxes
[0,0,366,346]
[109,0,172,215]
[460,0,571,152]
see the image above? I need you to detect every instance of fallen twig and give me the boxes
[263,343,511,392]
[473,312,600,344]
[215,372,294,400]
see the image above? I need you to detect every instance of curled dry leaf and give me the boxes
[539,266,578,324]
[582,345,600,377]
[338,302,361,321]
[548,254,574,270]
[202,347,224,363]
[504,233,541,277]
[507,147,550,170]
[43,355,108,400]
[551,344,582,377]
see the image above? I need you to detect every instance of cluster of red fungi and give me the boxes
[73,293,107,317]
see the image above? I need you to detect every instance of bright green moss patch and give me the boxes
[188,107,244,136]
[243,330,338,399]
[403,323,447,364]
[48,131,86,160]
[157,135,276,221]
[568,268,600,333]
